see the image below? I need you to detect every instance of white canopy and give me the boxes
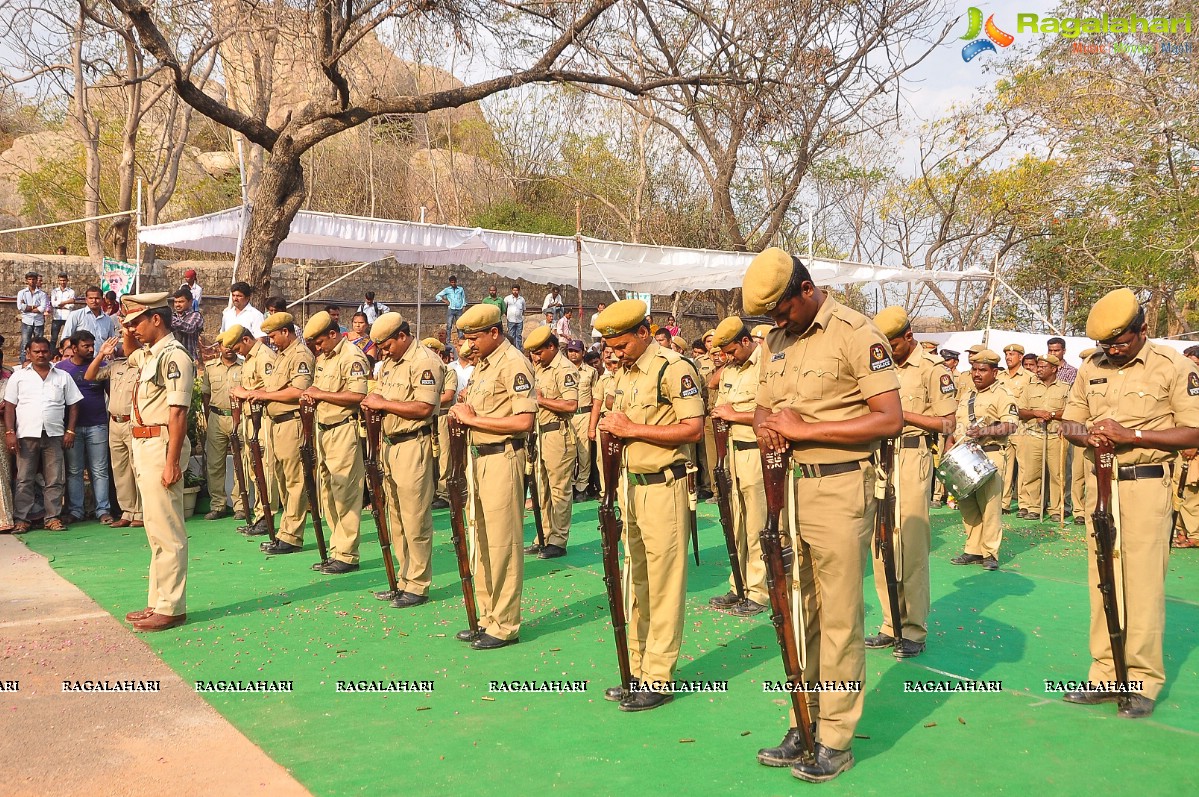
[139,207,992,294]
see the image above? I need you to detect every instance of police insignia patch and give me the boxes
[350,361,366,377]
[564,374,577,388]
[680,374,699,398]
[165,361,181,380]
[771,352,785,362]
[940,373,955,394]
[264,363,274,375]
[297,362,311,376]
[420,369,436,386]
[869,343,893,372]
[1189,371,1199,397]
[513,372,532,392]
[1009,404,1019,417]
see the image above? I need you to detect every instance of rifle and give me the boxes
[363,408,399,597]
[526,429,546,548]
[759,445,815,759]
[298,403,329,565]
[712,419,745,601]
[874,437,903,644]
[686,463,700,566]
[1091,441,1129,706]
[446,417,480,633]
[229,400,251,518]
[246,401,276,542]
[599,431,633,696]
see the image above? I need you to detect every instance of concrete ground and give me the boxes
[0,536,311,797]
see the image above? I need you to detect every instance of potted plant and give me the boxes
[183,470,204,518]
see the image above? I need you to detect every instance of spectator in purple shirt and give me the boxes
[56,331,113,524]
[172,288,205,362]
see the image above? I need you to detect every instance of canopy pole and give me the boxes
[995,275,1060,335]
[575,200,583,330]
[982,253,999,348]
[0,210,133,236]
[580,240,621,302]
[230,136,250,301]
[286,258,389,309]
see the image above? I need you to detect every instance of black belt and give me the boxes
[575,408,590,415]
[732,439,759,451]
[270,410,298,423]
[1092,464,1167,481]
[318,416,358,432]
[629,462,689,486]
[540,421,563,433]
[384,427,432,445]
[474,438,526,457]
[208,406,232,417]
[110,413,131,423]
[900,437,924,449]
[980,444,1004,453]
[793,460,864,479]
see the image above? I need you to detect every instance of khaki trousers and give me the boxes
[728,445,769,605]
[536,425,575,547]
[109,420,141,522]
[960,450,1007,559]
[205,412,245,515]
[1002,438,1019,508]
[1174,456,1199,541]
[789,465,875,752]
[624,471,689,687]
[1015,435,1038,512]
[131,431,190,616]
[571,412,593,492]
[1022,433,1064,518]
[271,417,308,547]
[1071,444,1087,516]
[873,443,932,643]
[383,434,435,594]
[436,413,450,500]
[471,446,526,640]
[317,421,365,565]
[701,418,717,491]
[1082,470,1171,699]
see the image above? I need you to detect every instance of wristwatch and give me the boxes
[1135,429,1143,440]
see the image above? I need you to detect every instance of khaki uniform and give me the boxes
[464,338,537,640]
[571,365,596,492]
[954,381,1018,559]
[1175,452,1199,543]
[435,365,458,501]
[263,339,314,548]
[534,352,579,547]
[202,358,244,515]
[313,338,369,565]
[241,341,279,521]
[714,345,769,606]
[377,343,443,595]
[594,369,616,495]
[611,341,704,688]
[1021,378,1071,518]
[758,296,899,752]
[98,352,143,522]
[875,349,956,643]
[1000,367,1037,510]
[130,334,194,615]
[1063,342,1199,700]
[695,353,717,491]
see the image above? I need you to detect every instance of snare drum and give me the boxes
[936,440,998,500]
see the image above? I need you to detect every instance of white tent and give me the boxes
[138,206,992,294]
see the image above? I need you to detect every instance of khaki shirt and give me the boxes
[464,337,537,445]
[96,352,142,417]
[955,370,974,395]
[313,338,369,425]
[534,352,579,426]
[202,358,242,412]
[133,333,194,427]
[1023,378,1071,436]
[1063,341,1199,466]
[595,370,616,415]
[376,343,442,436]
[611,341,705,473]
[241,340,277,391]
[758,296,900,464]
[695,353,716,409]
[896,348,957,438]
[954,380,1018,446]
[440,365,458,415]
[716,344,762,443]
[1001,366,1038,433]
[263,338,314,416]
[574,364,595,410]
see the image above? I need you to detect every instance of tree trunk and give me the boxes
[70,8,103,260]
[237,147,307,303]
[108,36,143,263]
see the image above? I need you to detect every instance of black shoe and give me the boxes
[390,592,429,609]
[697,489,714,501]
[605,679,638,702]
[321,560,360,574]
[471,633,517,650]
[1063,690,1121,705]
[1074,516,1086,525]
[373,589,403,601]
[1016,509,1029,519]
[311,559,329,571]
[893,639,926,658]
[232,510,247,521]
[864,632,896,649]
[729,599,767,617]
[757,728,809,767]
[708,591,741,609]
[931,500,943,508]
[524,543,543,555]
[1048,515,1062,523]
[791,743,854,783]
[982,556,999,571]
[950,552,984,566]
[456,628,485,642]
[204,507,229,520]
[573,489,589,503]
[431,498,450,510]
[537,544,567,559]
[1001,506,1012,514]
[240,520,269,537]
[618,690,673,712]
[1118,694,1155,718]
[262,539,303,555]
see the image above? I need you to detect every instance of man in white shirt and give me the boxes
[4,336,84,532]
[357,291,389,324]
[61,286,119,348]
[504,285,527,345]
[543,286,564,323]
[554,308,574,342]
[49,272,76,349]
[590,302,606,344]
[220,281,265,340]
[16,271,49,365]
[450,344,475,393]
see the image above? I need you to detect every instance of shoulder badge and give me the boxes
[1188,371,1199,397]
[513,372,532,393]
[165,361,181,381]
[939,373,955,395]
[564,373,577,388]
[869,343,893,372]
[680,374,699,398]
[296,361,311,376]
[350,361,366,377]
[420,369,436,386]
[1008,403,1019,417]
[264,362,274,375]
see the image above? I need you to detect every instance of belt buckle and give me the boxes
[793,463,810,479]
[630,473,646,486]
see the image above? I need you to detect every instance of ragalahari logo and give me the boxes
[961,7,1014,61]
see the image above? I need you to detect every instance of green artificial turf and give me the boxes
[23,499,1199,796]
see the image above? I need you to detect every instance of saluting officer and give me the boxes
[744,250,902,783]
[707,316,769,617]
[565,340,596,502]
[596,299,704,711]
[1019,354,1071,521]
[449,303,536,650]
[948,349,1017,571]
[86,325,143,528]
[867,307,957,658]
[228,324,279,536]
[362,313,442,606]
[1061,289,1199,718]
[524,325,579,559]
[120,292,195,633]
[202,329,245,520]
[301,310,369,574]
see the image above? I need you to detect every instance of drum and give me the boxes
[936,440,998,500]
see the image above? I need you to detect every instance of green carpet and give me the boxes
[23,499,1199,796]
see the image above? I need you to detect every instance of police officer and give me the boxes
[228,324,279,536]
[745,249,902,783]
[427,337,455,510]
[565,340,596,502]
[707,316,769,617]
[246,313,314,559]
[301,310,369,573]
[1061,288,1199,718]
[1019,354,1071,521]
[932,349,962,508]
[523,326,578,558]
[449,303,536,650]
[596,299,704,711]
[1070,347,1100,525]
[694,329,718,498]
[867,307,957,658]
[948,349,1017,571]
[1000,343,1037,516]
[589,346,620,496]
[362,313,442,606]
[202,329,245,520]
[119,292,195,632]
[86,325,143,528]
